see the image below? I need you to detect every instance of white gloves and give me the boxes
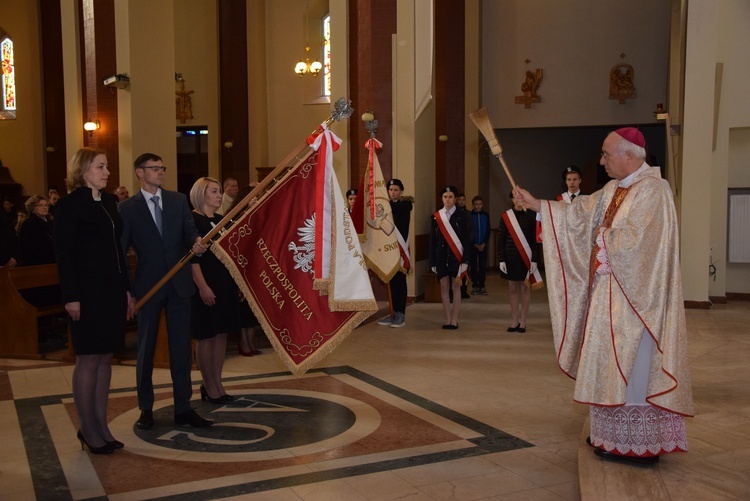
[459,263,468,275]
[529,262,538,274]
[499,262,507,273]
[431,266,437,273]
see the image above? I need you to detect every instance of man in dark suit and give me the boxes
[119,153,211,429]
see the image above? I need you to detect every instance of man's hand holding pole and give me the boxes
[513,186,542,213]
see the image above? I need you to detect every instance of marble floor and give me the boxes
[1,272,748,500]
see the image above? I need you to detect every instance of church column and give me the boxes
[680,0,716,305]
[219,0,250,185]
[463,0,481,205]
[347,0,396,190]
[114,0,177,190]
[394,0,434,297]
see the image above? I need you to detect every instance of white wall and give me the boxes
[479,0,674,267]
[710,0,750,295]
[482,0,670,129]
[725,128,750,293]
[728,128,750,188]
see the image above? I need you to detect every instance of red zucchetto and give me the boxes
[614,127,646,148]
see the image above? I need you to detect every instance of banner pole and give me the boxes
[134,98,354,313]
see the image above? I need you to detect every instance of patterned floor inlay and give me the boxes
[19,366,531,500]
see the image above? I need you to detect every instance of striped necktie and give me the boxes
[151,195,163,235]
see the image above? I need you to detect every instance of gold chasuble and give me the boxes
[540,166,693,418]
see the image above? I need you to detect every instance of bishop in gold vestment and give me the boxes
[515,128,693,465]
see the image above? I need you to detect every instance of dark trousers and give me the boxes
[471,247,487,288]
[135,284,193,415]
[390,271,407,314]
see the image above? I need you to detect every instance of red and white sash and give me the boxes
[395,227,411,272]
[435,208,467,279]
[502,209,543,287]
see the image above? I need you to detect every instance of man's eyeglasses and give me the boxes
[141,165,167,173]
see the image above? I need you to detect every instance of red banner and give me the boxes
[211,149,376,375]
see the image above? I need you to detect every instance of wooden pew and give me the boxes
[0,260,174,367]
[0,264,66,359]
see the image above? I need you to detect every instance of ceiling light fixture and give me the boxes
[294,1,322,78]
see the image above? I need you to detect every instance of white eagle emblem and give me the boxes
[288,213,316,276]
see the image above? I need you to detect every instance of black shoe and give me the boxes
[507,324,520,332]
[77,430,113,454]
[220,394,236,402]
[136,410,153,430]
[593,447,659,465]
[175,409,213,428]
[106,439,125,449]
[517,326,526,333]
[442,324,452,330]
[200,385,225,405]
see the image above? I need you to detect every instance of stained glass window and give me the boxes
[1,31,16,119]
[323,14,331,97]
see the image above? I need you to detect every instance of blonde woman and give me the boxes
[189,177,240,403]
[54,148,131,454]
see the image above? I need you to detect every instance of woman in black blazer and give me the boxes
[17,195,59,309]
[19,195,55,266]
[54,148,132,454]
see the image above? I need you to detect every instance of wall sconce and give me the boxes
[84,120,100,137]
[223,140,234,150]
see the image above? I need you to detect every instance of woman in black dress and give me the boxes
[189,177,240,403]
[229,184,262,356]
[429,186,471,329]
[54,148,131,454]
[497,192,539,333]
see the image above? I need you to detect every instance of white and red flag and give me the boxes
[211,126,376,375]
[351,138,401,282]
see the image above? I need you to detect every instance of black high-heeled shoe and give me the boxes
[106,439,125,449]
[220,393,235,402]
[200,385,225,404]
[77,430,113,455]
